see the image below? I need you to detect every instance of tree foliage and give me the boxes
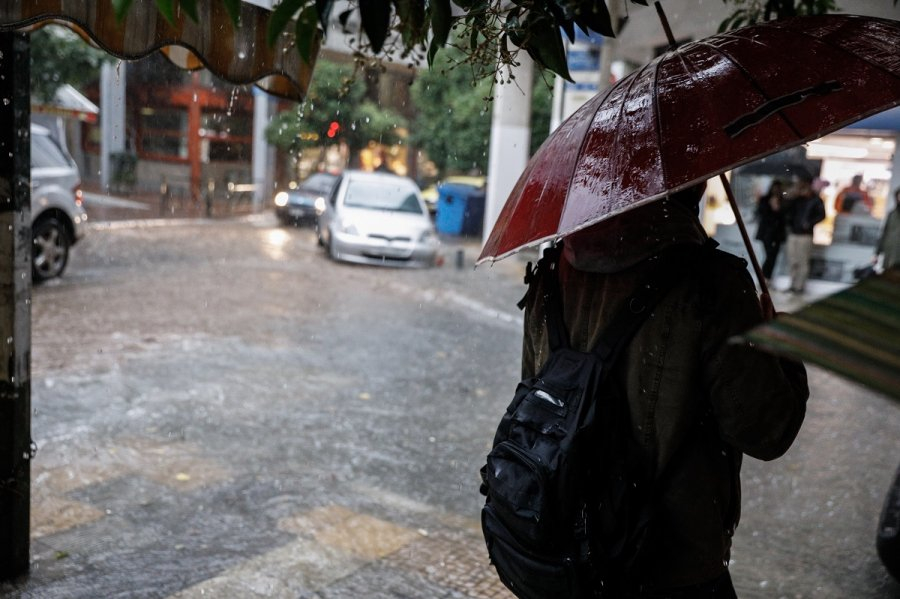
[410,50,553,176]
[265,59,407,162]
[117,0,655,83]
[718,0,839,31]
[29,26,111,103]
[122,0,896,87]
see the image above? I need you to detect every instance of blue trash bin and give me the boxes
[435,183,485,237]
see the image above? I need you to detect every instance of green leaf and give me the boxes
[179,0,199,22]
[156,0,176,25]
[112,0,134,21]
[267,0,305,47]
[427,0,452,66]
[560,20,575,43]
[505,11,525,47]
[295,4,319,64]
[396,0,427,47]
[524,14,572,81]
[315,0,334,32]
[359,2,392,53]
[338,9,353,28]
[223,0,241,25]
[573,1,614,38]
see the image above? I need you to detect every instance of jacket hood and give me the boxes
[562,197,709,273]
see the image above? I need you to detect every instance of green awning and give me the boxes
[741,267,900,401]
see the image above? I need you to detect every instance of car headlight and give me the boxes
[274,191,289,207]
[314,196,326,214]
[338,220,359,236]
[419,229,436,243]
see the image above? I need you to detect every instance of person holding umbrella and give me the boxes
[478,12,900,595]
[520,182,809,596]
[784,173,826,294]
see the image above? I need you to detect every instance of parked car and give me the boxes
[30,124,88,282]
[317,170,441,267]
[273,172,339,226]
[421,175,486,214]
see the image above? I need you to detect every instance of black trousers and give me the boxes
[761,239,782,280]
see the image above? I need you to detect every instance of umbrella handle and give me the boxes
[718,173,775,321]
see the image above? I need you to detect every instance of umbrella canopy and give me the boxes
[0,0,318,101]
[741,267,900,401]
[479,14,900,264]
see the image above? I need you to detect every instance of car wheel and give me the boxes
[32,217,70,282]
[325,230,337,260]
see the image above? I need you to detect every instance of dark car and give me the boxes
[273,172,339,226]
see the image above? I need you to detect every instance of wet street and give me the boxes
[2,213,899,598]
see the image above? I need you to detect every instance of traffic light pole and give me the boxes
[0,31,33,581]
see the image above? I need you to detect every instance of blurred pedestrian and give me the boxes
[785,173,826,294]
[755,179,787,280]
[875,186,900,270]
[519,182,809,596]
[835,174,872,214]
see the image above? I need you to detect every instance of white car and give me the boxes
[317,170,441,268]
[31,124,88,282]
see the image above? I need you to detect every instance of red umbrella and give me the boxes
[478,14,900,274]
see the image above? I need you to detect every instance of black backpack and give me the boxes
[480,242,706,599]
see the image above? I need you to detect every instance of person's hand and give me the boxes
[760,292,775,321]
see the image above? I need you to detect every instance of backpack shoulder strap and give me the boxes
[538,244,570,352]
[517,243,569,351]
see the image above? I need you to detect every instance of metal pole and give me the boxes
[252,87,269,213]
[719,173,775,320]
[483,53,535,247]
[0,31,33,581]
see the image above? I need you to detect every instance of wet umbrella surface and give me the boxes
[479,14,900,264]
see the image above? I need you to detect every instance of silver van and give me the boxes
[31,124,88,282]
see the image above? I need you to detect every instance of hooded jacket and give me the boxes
[521,197,809,591]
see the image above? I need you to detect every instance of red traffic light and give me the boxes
[326,121,340,138]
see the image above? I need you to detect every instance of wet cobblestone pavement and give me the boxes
[1,211,899,598]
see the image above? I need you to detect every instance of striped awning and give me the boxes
[33,83,100,123]
[0,1,318,102]
[742,267,900,401]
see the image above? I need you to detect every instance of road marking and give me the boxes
[443,290,521,329]
[82,192,152,210]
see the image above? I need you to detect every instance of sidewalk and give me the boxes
[81,185,260,222]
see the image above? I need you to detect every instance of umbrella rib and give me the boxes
[557,77,625,232]
[651,53,669,191]
[607,62,655,193]
[694,39,805,140]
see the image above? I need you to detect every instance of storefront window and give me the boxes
[139,107,188,159]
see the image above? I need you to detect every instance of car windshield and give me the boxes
[300,173,337,194]
[343,179,423,214]
[32,133,74,169]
